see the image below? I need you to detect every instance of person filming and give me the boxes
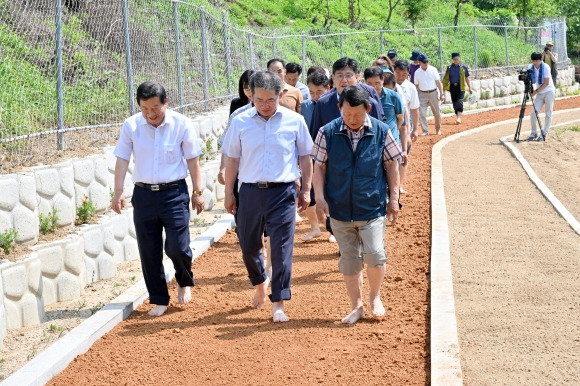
[527,52,555,141]
[542,40,557,86]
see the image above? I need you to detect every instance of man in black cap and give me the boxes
[443,52,473,124]
[409,50,421,84]
[387,50,397,61]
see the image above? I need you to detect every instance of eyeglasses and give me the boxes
[334,73,356,80]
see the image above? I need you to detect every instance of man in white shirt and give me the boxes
[112,81,205,317]
[394,59,421,194]
[527,51,556,141]
[222,71,313,323]
[413,54,444,136]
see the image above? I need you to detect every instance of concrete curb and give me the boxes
[500,115,580,236]
[1,214,235,386]
[430,109,580,385]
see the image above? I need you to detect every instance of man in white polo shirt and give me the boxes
[414,54,444,136]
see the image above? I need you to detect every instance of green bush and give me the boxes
[0,229,18,255]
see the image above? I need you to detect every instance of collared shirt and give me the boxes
[400,79,420,110]
[379,87,403,145]
[311,115,403,165]
[414,65,440,91]
[114,109,202,184]
[300,98,316,131]
[218,102,253,146]
[280,82,303,113]
[222,105,313,183]
[295,81,311,101]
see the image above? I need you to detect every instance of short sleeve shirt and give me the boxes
[114,109,202,184]
[414,65,440,91]
[222,105,313,183]
[280,82,304,113]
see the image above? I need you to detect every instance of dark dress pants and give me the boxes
[237,182,296,302]
[450,84,465,114]
[132,182,194,306]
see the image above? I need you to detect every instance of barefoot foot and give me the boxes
[272,301,289,322]
[148,305,168,317]
[341,307,365,324]
[370,297,386,317]
[177,283,192,304]
[301,229,322,241]
[253,282,268,309]
[328,234,337,243]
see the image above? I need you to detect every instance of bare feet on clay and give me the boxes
[177,283,192,304]
[253,281,268,309]
[301,229,322,241]
[148,305,168,317]
[341,306,365,324]
[370,296,386,317]
[272,301,289,323]
[328,234,337,243]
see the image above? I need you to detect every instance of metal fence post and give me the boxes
[301,32,306,84]
[504,23,510,69]
[340,30,344,57]
[121,0,135,116]
[272,31,276,58]
[473,25,478,78]
[200,7,209,111]
[248,32,255,70]
[223,11,232,96]
[438,24,443,73]
[380,29,384,54]
[55,0,64,150]
[173,2,184,113]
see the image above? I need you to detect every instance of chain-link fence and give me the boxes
[0,0,570,174]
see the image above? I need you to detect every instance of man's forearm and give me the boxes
[299,155,313,191]
[411,108,419,132]
[312,163,326,200]
[114,158,130,194]
[224,156,240,194]
[186,157,203,192]
[385,160,400,201]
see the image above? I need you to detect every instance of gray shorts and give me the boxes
[330,216,388,275]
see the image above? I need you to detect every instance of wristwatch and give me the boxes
[192,190,203,196]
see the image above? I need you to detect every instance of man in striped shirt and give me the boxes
[311,86,402,324]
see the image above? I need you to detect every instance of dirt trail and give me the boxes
[443,109,580,385]
[42,96,580,385]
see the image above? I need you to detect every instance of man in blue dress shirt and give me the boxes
[112,81,205,317]
[222,71,313,323]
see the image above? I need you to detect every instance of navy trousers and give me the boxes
[132,182,194,306]
[237,182,296,302]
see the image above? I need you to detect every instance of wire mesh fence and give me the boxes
[0,0,571,173]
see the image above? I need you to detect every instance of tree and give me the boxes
[453,0,469,26]
[404,0,429,29]
[347,0,360,26]
[386,0,403,24]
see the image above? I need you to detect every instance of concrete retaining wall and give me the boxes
[0,106,229,348]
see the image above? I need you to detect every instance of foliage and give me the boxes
[0,229,18,255]
[76,195,96,225]
[478,49,494,68]
[404,0,430,29]
[39,207,60,235]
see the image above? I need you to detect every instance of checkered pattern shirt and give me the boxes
[311,115,403,165]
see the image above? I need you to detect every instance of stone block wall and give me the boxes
[0,105,230,344]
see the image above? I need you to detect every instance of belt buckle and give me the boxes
[151,184,160,191]
[257,181,268,189]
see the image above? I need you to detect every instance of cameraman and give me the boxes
[527,52,555,141]
[542,40,558,86]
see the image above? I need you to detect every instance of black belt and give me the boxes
[246,181,292,189]
[135,179,185,191]
[420,89,438,93]
[451,83,459,86]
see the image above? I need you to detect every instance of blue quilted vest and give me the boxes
[323,116,388,222]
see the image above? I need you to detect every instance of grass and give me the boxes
[554,125,580,136]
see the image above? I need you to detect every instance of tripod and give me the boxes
[514,82,543,143]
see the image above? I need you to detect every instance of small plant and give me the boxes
[205,138,213,154]
[442,108,454,114]
[0,229,18,255]
[480,90,491,100]
[76,195,96,224]
[49,324,65,336]
[130,275,136,281]
[39,207,60,235]
[90,301,105,315]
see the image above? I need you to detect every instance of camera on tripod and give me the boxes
[517,68,534,93]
